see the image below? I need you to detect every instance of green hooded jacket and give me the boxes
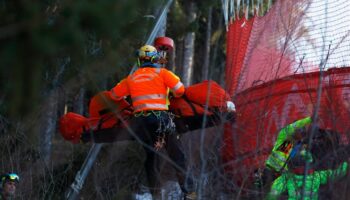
[266,161,348,200]
[266,117,312,172]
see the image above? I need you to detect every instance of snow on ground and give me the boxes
[135,181,182,200]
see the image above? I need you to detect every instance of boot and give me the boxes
[184,191,197,200]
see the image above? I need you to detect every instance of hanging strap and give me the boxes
[182,94,199,116]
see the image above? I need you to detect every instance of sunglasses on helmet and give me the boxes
[2,173,19,183]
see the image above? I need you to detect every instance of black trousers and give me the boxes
[128,111,193,193]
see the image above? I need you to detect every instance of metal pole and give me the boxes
[65,144,103,200]
[130,0,174,74]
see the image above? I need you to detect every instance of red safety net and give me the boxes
[225,0,309,95]
[225,17,255,95]
[223,0,350,186]
[223,68,350,183]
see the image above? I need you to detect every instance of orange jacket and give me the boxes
[111,67,184,112]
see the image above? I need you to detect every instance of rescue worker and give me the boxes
[266,117,312,172]
[265,148,349,200]
[110,45,196,199]
[255,117,312,188]
[0,173,19,200]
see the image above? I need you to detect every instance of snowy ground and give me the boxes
[135,181,182,200]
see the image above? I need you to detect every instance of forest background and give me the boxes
[0,0,237,199]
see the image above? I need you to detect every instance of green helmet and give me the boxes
[0,173,19,186]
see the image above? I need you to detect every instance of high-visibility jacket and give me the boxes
[111,67,184,112]
[266,117,312,172]
[266,162,348,200]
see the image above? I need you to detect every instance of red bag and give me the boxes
[88,91,131,117]
[170,80,232,116]
[170,97,213,117]
[59,112,88,143]
[185,80,231,107]
[59,91,133,143]
[88,91,132,128]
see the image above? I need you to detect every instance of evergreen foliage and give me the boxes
[0,0,161,119]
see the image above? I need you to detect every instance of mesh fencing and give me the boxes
[226,0,350,94]
[223,0,350,193]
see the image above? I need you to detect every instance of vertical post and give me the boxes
[66,144,103,200]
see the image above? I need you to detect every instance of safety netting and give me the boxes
[223,0,350,184]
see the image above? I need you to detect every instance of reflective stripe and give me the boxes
[155,68,161,74]
[133,78,154,82]
[267,152,288,171]
[271,151,288,162]
[267,157,283,171]
[132,94,167,102]
[171,82,183,91]
[134,103,168,111]
[131,74,156,82]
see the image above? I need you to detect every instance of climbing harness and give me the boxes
[155,111,176,150]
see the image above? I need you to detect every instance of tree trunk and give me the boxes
[39,58,68,164]
[182,2,197,86]
[210,11,224,85]
[202,7,212,81]
[39,89,58,164]
[175,38,184,76]
[73,86,85,115]
[169,45,176,71]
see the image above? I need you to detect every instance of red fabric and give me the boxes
[88,91,131,128]
[170,80,231,116]
[88,91,130,117]
[170,97,213,116]
[59,112,88,144]
[225,17,255,96]
[59,112,105,143]
[59,91,133,143]
[225,1,306,96]
[222,67,350,184]
[185,80,231,108]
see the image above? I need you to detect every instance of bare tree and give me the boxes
[182,1,197,86]
[39,57,69,164]
[202,6,212,81]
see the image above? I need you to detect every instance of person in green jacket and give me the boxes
[255,117,312,188]
[265,149,349,200]
[266,116,312,173]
